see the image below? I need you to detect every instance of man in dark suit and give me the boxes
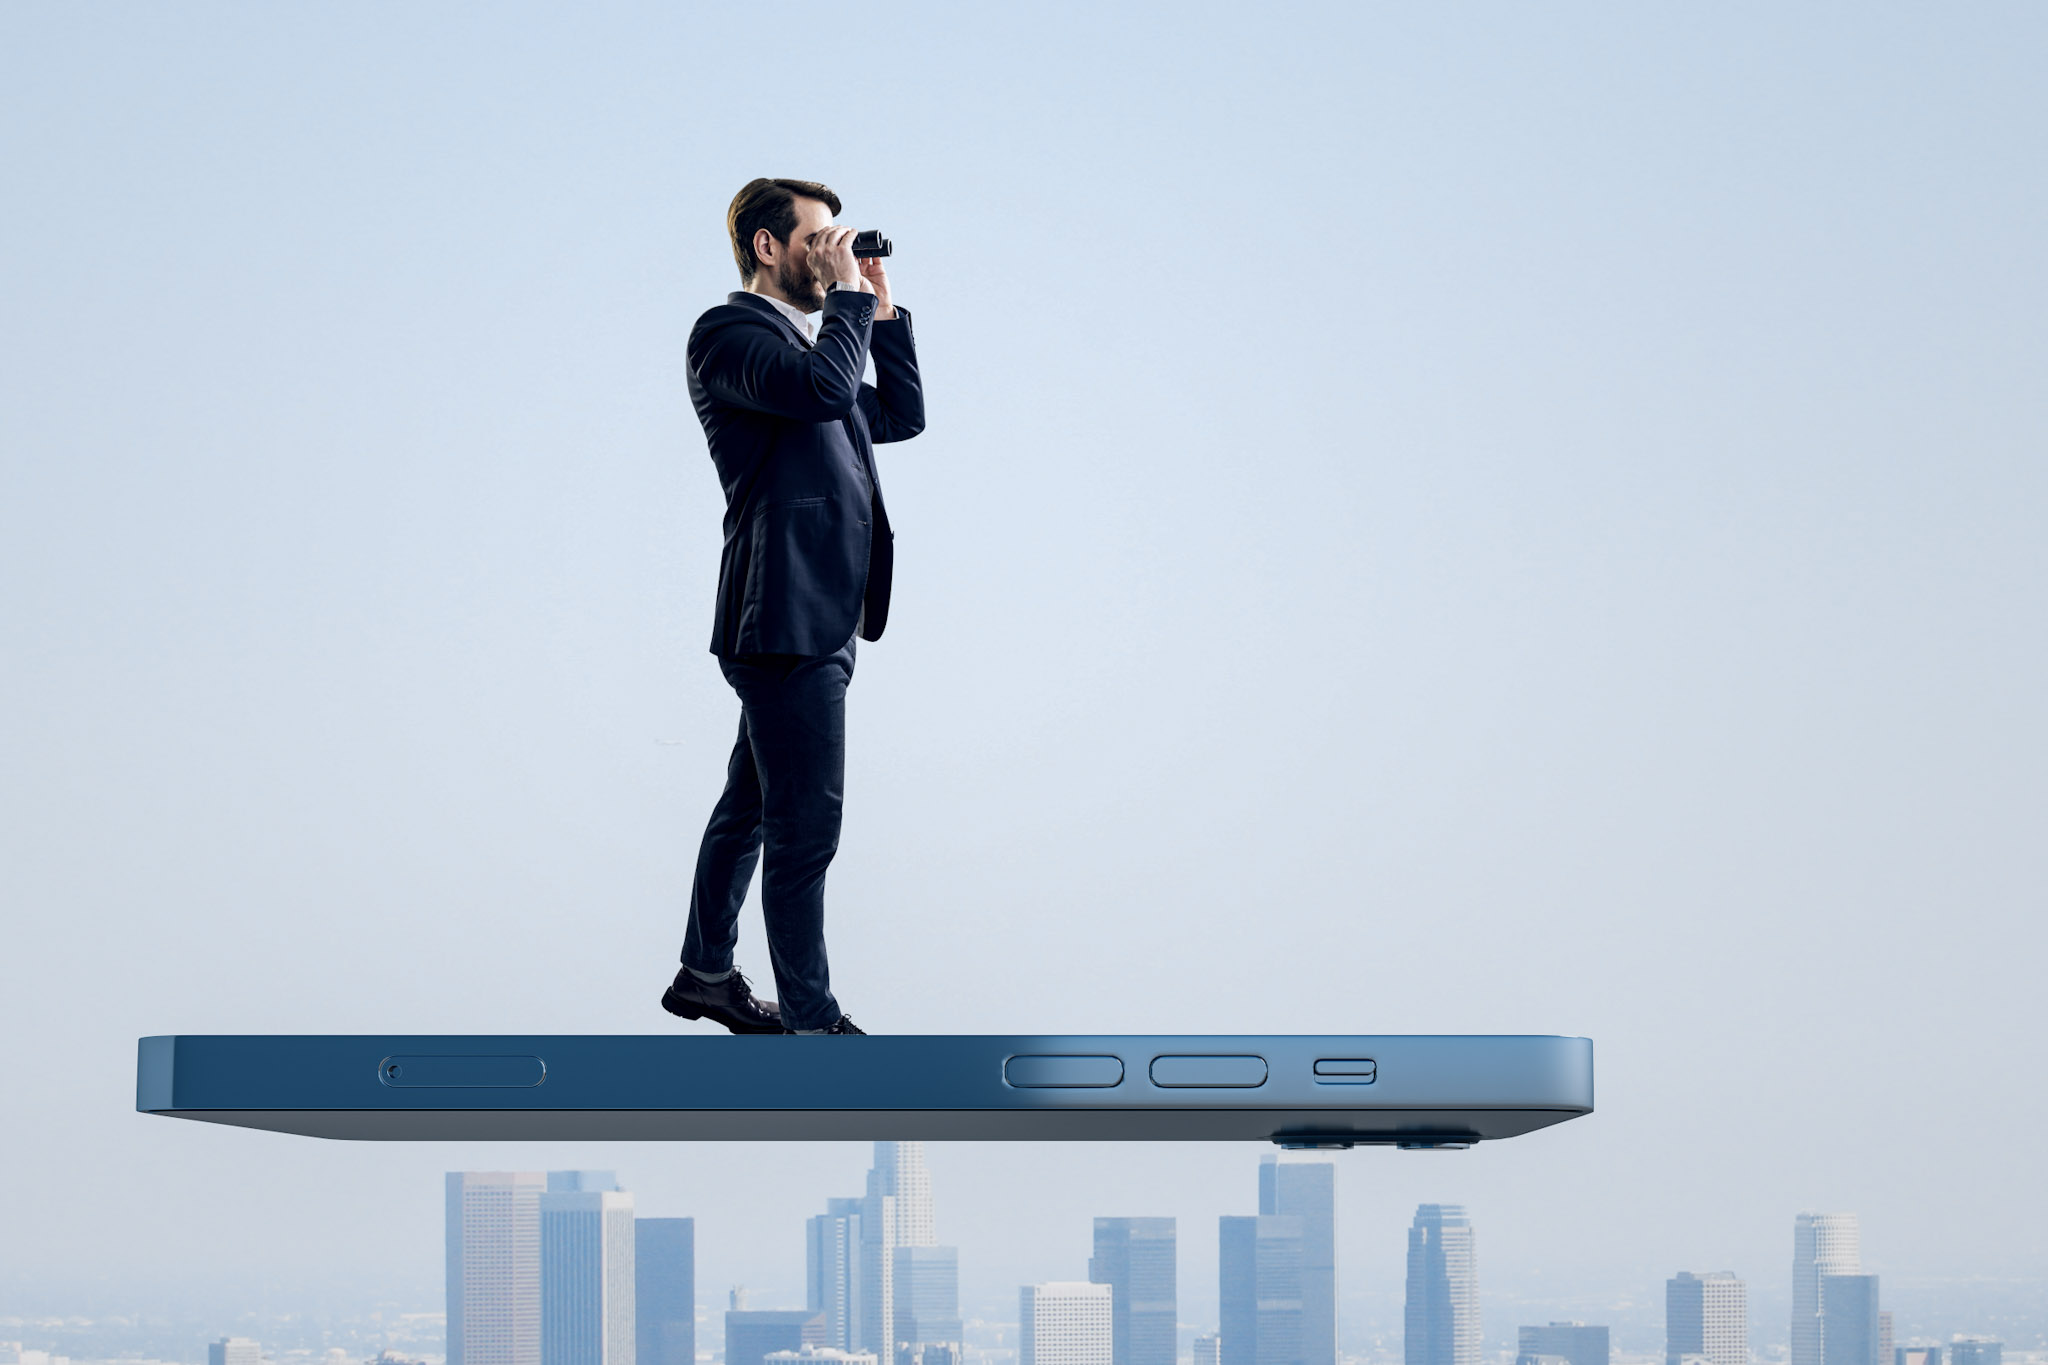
[660,178,924,1036]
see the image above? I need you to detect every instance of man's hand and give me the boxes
[859,254,896,320]
[808,226,861,290]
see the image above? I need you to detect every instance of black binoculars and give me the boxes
[852,230,893,258]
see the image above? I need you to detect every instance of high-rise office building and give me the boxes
[860,1143,937,1357]
[1194,1337,1222,1365]
[1949,1341,2001,1365]
[1089,1218,1176,1365]
[1020,1283,1113,1365]
[1792,1215,1861,1365]
[636,1218,695,1365]
[1517,1324,1608,1365]
[1220,1216,1305,1365]
[1667,1273,1745,1365]
[727,1313,828,1365]
[449,1173,548,1365]
[810,1200,865,1352]
[541,1184,636,1365]
[210,1340,260,1365]
[1404,1205,1478,1365]
[892,1246,963,1353]
[1879,1317,1893,1365]
[1821,1277,1880,1365]
[766,1350,878,1365]
[1260,1160,1335,1365]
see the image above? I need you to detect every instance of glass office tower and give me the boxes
[1404,1206,1478,1365]
[636,1218,694,1365]
[1517,1324,1608,1365]
[726,1312,829,1365]
[862,1143,937,1358]
[810,1199,865,1353]
[892,1245,964,1361]
[1821,1277,1880,1365]
[1089,1218,1177,1365]
[1666,1272,1746,1365]
[1220,1215,1305,1365]
[1259,1160,1335,1365]
[540,1185,636,1365]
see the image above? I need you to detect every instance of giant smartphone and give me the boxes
[136,1034,1591,1148]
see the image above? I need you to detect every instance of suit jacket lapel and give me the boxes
[726,291,813,349]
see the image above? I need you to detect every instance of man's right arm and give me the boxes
[692,293,876,423]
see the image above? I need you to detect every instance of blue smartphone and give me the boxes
[136,1033,1592,1149]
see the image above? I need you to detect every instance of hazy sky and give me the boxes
[2,0,2045,1346]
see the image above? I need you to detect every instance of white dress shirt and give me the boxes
[752,289,817,344]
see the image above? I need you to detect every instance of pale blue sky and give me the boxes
[2,0,2044,1342]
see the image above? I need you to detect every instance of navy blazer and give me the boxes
[687,289,925,656]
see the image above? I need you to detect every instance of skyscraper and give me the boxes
[726,1313,828,1365]
[449,1172,548,1365]
[1260,1160,1336,1365]
[861,1143,937,1357]
[766,1350,878,1365]
[1666,1272,1745,1365]
[210,1340,260,1365]
[809,1200,865,1352]
[1516,1324,1608,1365]
[1404,1206,1478,1365]
[1020,1283,1113,1365]
[541,1183,636,1365]
[636,1218,695,1365]
[1193,1337,1222,1365]
[1949,1341,2002,1365]
[1089,1218,1176,1365]
[1220,1216,1305,1365]
[892,1246,964,1358]
[1792,1215,1861,1365]
[1821,1277,1879,1365]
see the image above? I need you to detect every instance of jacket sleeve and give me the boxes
[692,292,875,422]
[856,306,925,443]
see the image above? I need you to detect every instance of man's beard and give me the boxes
[772,254,826,312]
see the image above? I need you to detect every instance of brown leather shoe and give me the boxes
[660,966,783,1035]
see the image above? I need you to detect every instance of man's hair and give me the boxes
[727,177,842,284]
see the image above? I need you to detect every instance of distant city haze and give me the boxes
[1,0,2044,1354]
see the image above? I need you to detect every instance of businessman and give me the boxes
[660,178,924,1036]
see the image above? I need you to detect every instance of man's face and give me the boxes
[763,196,838,313]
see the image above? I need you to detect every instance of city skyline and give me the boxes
[11,1166,2038,1365]
[13,1164,2032,1365]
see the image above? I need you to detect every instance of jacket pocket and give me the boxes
[742,497,856,627]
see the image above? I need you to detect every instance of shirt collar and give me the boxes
[748,289,816,343]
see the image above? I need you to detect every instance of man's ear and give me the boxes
[754,227,779,265]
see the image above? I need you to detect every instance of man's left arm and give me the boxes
[857,308,924,443]
[851,255,924,444]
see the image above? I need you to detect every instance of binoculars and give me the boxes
[852,230,893,258]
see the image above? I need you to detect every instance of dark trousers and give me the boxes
[682,636,855,1032]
